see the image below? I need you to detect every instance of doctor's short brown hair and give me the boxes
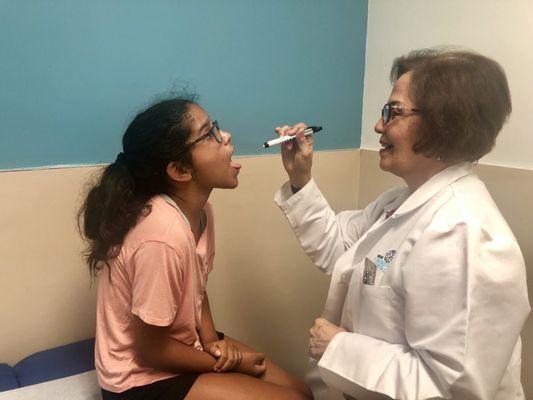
[390,48,512,162]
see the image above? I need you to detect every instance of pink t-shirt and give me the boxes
[95,195,215,393]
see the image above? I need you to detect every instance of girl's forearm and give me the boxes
[199,293,219,346]
[138,336,217,374]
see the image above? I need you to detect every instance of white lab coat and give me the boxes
[275,162,530,400]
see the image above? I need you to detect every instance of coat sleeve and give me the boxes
[275,179,378,275]
[317,216,530,400]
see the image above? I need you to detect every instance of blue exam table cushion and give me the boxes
[0,364,18,391]
[13,338,95,387]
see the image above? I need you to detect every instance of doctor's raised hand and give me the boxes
[275,123,313,190]
[274,49,530,400]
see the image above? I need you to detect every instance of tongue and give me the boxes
[231,161,242,170]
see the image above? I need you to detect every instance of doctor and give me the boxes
[274,49,530,400]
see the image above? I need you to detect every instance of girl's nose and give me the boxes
[221,130,232,144]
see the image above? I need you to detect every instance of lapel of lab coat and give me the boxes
[360,161,474,249]
[390,161,474,220]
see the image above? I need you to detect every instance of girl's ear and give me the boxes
[166,161,192,183]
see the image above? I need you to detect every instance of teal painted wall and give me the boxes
[0,0,367,170]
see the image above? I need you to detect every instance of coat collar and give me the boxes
[392,161,474,218]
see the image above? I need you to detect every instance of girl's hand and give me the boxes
[234,352,266,377]
[205,340,242,372]
[309,317,346,360]
[275,123,313,189]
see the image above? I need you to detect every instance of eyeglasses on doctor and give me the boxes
[381,103,423,125]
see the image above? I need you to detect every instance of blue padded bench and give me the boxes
[0,363,18,392]
[0,338,97,397]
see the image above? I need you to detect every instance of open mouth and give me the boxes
[380,142,393,152]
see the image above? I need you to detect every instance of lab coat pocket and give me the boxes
[358,284,404,344]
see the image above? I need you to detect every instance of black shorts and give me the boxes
[101,332,225,400]
[101,374,200,400]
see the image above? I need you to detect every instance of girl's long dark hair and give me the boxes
[78,96,198,278]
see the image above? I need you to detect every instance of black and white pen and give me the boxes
[262,126,323,148]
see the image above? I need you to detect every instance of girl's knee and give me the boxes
[186,372,312,400]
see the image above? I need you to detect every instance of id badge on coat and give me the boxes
[362,257,377,285]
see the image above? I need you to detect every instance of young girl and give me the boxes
[79,96,312,400]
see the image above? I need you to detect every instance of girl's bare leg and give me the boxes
[185,372,311,400]
[185,336,313,400]
[225,336,311,397]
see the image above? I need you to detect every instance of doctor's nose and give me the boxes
[374,117,385,134]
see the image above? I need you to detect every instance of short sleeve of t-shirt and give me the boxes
[130,241,184,326]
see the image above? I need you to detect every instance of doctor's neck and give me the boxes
[403,160,455,193]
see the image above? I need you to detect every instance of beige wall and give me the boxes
[0,150,359,378]
[0,167,98,365]
[1,149,531,396]
[208,150,359,377]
